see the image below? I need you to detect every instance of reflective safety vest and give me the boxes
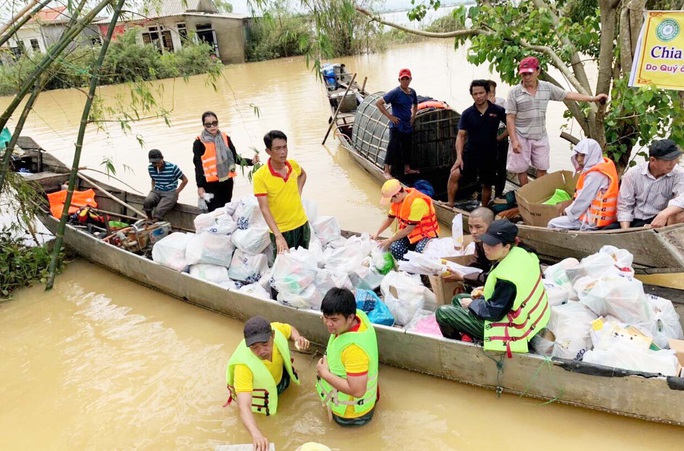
[391,188,439,244]
[575,157,619,227]
[315,310,378,418]
[198,132,232,183]
[483,247,550,357]
[225,328,299,416]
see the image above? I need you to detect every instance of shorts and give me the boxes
[332,405,376,427]
[506,133,550,173]
[463,148,497,186]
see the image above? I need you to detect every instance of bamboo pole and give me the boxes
[47,0,127,289]
[77,172,147,219]
[322,73,357,145]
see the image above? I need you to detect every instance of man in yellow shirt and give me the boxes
[316,288,379,426]
[226,316,310,451]
[371,178,439,261]
[253,130,309,257]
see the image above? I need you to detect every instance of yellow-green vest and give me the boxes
[315,310,379,417]
[225,328,299,416]
[482,246,550,356]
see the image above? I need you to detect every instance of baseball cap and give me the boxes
[244,316,273,346]
[480,220,518,246]
[380,179,402,205]
[518,56,539,74]
[148,149,163,163]
[398,68,412,79]
[649,139,682,161]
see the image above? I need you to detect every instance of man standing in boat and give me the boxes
[611,139,684,229]
[316,288,379,427]
[143,149,188,221]
[371,178,439,261]
[376,68,420,179]
[486,80,510,201]
[447,80,507,207]
[226,316,310,451]
[253,130,309,256]
[506,56,608,185]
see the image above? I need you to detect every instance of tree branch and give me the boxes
[355,6,482,38]
[541,72,590,137]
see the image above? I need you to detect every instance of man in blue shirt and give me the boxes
[447,79,507,207]
[376,68,419,179]
[143,149,188,221]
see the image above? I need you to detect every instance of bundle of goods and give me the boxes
[535,246,684,376]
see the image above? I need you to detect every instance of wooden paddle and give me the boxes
[322,73,357,145]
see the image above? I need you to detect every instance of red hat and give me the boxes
[518,56,539,74]
[398,68,412,79]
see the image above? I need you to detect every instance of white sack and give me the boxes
[193,213,217,232]
[380,271,437,326]
[544,281,569,307]
[235,283,273,301]
[152,232,193,271]
[231,227,271,254]
[583,345,679,376]
[186,232,235,267]
[646,294,684,349]
[270,248,319,295]
[577,274,652,325]
[303,198,318,223]
[324,243,365,275]
[547,302,598,360]
[565,253,618,284]
[206,214,237,235]
[188,263,230,284]
[227,249,270,283]
[313,216,341,245]
[233,196,266,229]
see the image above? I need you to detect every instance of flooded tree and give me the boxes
[355,0,684,170]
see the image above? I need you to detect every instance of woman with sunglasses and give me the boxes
[193,111,260,212]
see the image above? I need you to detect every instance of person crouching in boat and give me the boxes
[226,316,310,451]
[144,149,188,221]
[371,178,439,261]
[193,111,260,212]
[547,138,618,230]
[316,288,379,427]
[435,220,550,356]
[441,207,494,288]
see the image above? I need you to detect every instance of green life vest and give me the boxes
[225,328,299,416]
[315,310,379,417]
[482,246,550,356]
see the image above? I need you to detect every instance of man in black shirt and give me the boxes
[447,80,507,207]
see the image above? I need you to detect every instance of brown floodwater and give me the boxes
[1,41,682,449]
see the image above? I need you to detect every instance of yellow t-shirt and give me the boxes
[388,197,429,224]
[338,318,371,418]
[234,322,292,393]
[253,159,308,233]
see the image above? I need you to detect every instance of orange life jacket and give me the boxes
[198,132,232,183]
[391,188,439,243]
[417,100,449,110]
[574,157,619,227]
[47,188,97,219]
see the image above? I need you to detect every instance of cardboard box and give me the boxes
[515,170,579,227]
[428,255,471,305]
[669,338,684,367]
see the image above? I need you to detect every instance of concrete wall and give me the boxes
[185,16,246,64]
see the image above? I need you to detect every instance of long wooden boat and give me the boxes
[16,139,684,426]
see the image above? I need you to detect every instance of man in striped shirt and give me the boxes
[506,56,608,185]
[143,149,188,221]
[613,139,684,229]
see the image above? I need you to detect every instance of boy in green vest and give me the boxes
[226,316,310,451]
[316,288,379,426]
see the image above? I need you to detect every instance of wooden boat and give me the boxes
[15,138,684,426]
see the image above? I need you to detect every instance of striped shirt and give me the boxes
[148,161,184,192]
[506,80,567,140]
[617,162,684,222]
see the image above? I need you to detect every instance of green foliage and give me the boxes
[0,229,61,299]
[246,12,312,61]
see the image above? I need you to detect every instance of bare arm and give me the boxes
[506,114,520,154]
[236,392,269,451]
[316,356,368,398]
[376,98,399,125]
[410,103,417,126]
[379,223,416,251]
[289,325,309,350]
[453,129,467,170]
[150,179,155,190]
[176,174,188,194]
[564,92,609,104]
[256,195,288,254]
[371,217,394,240]
[297,167,306,195]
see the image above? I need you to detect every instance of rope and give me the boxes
[481,347,506,397]
[519,355,565,405]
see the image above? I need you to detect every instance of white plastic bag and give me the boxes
[544,258,580,286]
[380,271,437,326]
[349,266,385,291]
[598,245,634,270]
[404,309,443,337]
[189,263,230,284]
[566,253,618,284]
[227,249,270,283]
[277,284,322,309]
[307,234,325,267]
[547,302,598,360]
[207,214,237,235]
[193,213,216,232]
[324,243,366,275]
[231,227,271,254]
[577,274,652,325]
[186,232,235,267]
[646,294,684,348]
[152,232,193,271]
[583,345,679,376]
[543,281,569,307]
[270,248,319,295]
[312,216,341,245]
[235,283,273,301]
[233,196,266,229]
[302,198,318,223]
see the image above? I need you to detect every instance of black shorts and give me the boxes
[463,148,497,186]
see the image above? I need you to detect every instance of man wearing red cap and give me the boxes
[506,56,608,185]
[376,68,420,179]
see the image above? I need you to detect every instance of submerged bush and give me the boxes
[0,230,62,299]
